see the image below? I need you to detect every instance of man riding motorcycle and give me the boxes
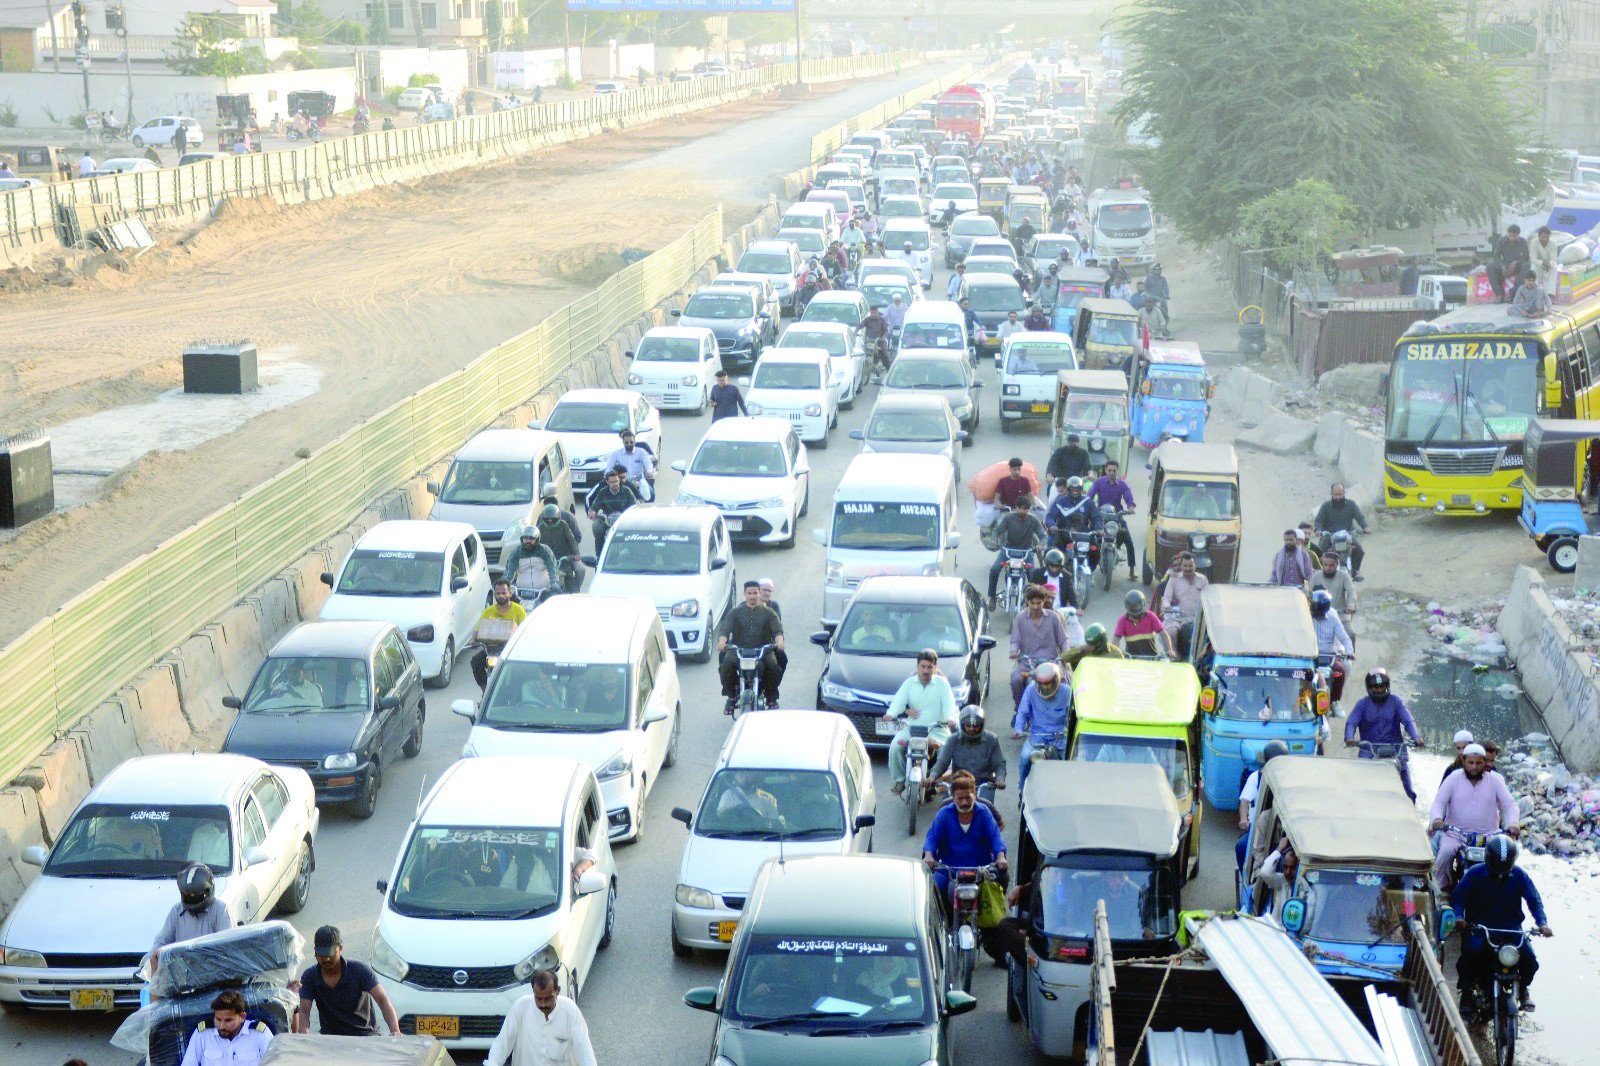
[1038,548,1074,610]
[1087,461,1138,581]
[1313,482,1370,581]
[606,428,656,502]
[1011,660,1071,794]
[987,494,1047,609]
[584,466,638,552]
[1343,667,1423,799]
[498,525,560,602]
[930,706,1008,802]
[1452,834,1552,1017]
[1143,263,1172,337]
[1009,584,1068,705]
[536,503,583,591]
[921,770,1008,918]
[1115,590,1173,659]
[1430,742,1520,889]
[1044,476,1101,557]
[1023,302,1051,331]
[1309,588,1353,705]
[882,649,958,796]
[862,304,891,378]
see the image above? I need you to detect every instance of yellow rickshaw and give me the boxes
[1143,442,1241,585]
[1071,297,1143,371]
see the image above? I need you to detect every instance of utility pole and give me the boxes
[793,0,802,87]
[110,3,132,125]
[69,0,91,122]
[44,0,61,73]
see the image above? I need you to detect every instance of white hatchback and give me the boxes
[625,326,720,412]
[672,417,810,548]
[585,506,736,661]
[930,181,979,217]
[531,388,662,495]
[318,520,491,687]
[128,115,202,148]
[742,349,836,445]
[777,322,865,409]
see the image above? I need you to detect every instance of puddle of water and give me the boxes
[1405,654,1546,748]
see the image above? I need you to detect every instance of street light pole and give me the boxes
[793,0,802,87]
[70,0,92,120]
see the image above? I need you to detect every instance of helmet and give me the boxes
[1124,590,1146,615]
[1484,834,1518,878]
[1261,739,1290,764]
[1365,667,1391,694]
[178,863,215,914]
[519,524,540,544]
[1309,589,1331,618]
[1044,548,1066,569]
[1033,661,1060,687]
[539,504,561,523]
[960,705,985,732]
[1066,476,1083,493]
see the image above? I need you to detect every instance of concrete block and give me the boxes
[1336,424,1385,508]
[1235,410,1318,455]
[323,531,356,576]
[1574,535,1600,591]
[287,550,335,620]
[65,697,143,785]
[16,736,93,841]
[0,787,44,908]
[125,664,190,755]
[1496,566,1600,773]
[166,630,232,742]
[1313,413,1346,465]
[1238,371,1283,428]
[1211,367,1248,417]
[1316,362,1389,407]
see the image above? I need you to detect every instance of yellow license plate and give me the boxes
[717,920,739,943]
[69,988,114,1011]
[415,1015,460,1039]
[1030,402,1050,413]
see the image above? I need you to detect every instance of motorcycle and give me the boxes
[353,116,371,135]
[933,863,1001,993]
[591,508,624,552]
[1317,529,1357,573]
[286,122,323,143]
[1462,924,1538,1064]
[1068,531,1097,611]
[1098,505,1124,589]
[1440,823,1492,891]
[1027,728,1068,766]
[731,643,775,719]
[510,584,557,608]
[997,547,1035,621]
[1314,652,1347,717]
[897,721,938,836]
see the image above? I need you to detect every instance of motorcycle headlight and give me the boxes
[803,403,823,416]
[671,598,700,618]
[676,884,717,909]
[681,375,699,387]
[323,751,359,770]
[755,497,785,509]
[821,680,853,701]
[596,751,633,782]
[747,402,765,415]
[1497,944,1522,968]
[627,372,644,385]
[369,931,408,981]
[0,946,46,968]
[825,561,845,587]
[513,944,561,982]
[1089,438,1104,451]
[1003,384,1020,395]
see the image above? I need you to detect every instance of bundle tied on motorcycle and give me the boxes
[970,460,1041,530]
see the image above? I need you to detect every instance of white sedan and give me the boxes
[0,754,317,1011]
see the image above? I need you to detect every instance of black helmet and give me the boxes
[1044,548,1066,569]
[1484,833,1518,878]
[1124,590,1146,616]
[1261,739,1290,764]
[178,863,215,914]
[1309,589,1331,618]
[1365,667,1390,694]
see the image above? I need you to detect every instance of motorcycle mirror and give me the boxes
[1280,898,1306,935]
[580,555,598,567]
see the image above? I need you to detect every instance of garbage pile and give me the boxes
[1501,733,1600,859]
[1542,587,1600,662]
[1402,596,1511,667]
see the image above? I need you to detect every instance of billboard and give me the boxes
[564,0,795,10]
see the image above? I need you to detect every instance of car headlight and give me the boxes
[681,375,699,387]
[1003,384,1020,395]
[323,752,359,770]
[821,680,853,701]
[755,497,785,509]
[921,563,942,576]
[676,884,717,909]
[714,1057,738,1066]
[0,946,46,968]
[671,598,700,618]
[513,944,561,982]
[461,743,477,758]
[678,492,704,506]
[1497,944,1522,968]
[369,932,408,981]
[596,751,633,782]
[747,402,765,415]
[627,372,645,385]
[825,561,845,587]
[405,624,435,643]
[951,681,971,704]
[803,403,822,416]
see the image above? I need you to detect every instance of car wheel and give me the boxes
[351,763,380,819]
[799,478,809,517]
[598,880,618,949]
[688,623,713,664]
[131,135,144,147]
[999,414,1012,434]
[630,778,646,844]
[401,710,424,758]
[425,639,454,689]
[275,842,313,915]
[671,920,693,958]
[663,707,681,767]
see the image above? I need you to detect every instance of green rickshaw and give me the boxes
[1053,369,1130,474]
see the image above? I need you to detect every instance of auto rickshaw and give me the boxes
[1143,442,1241,584]
[1071,296,1143,371]
[977,177,1011,221]
[1190,584,1328,810]
[1517,417,1600,572]
[1048,266,1107,334]
[1053,369,1129,474]
[1067,657,1203,879]
[1005,761,1184,1059]
[1240,757,1453,979]
[1128,341,1213,448]
[1005,195,1050,241]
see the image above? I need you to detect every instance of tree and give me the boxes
[485,0,502,49]
[165,16,272,76]
[1113,0,1553,244]
[1233,179,1356,276]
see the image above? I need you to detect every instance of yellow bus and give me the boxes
[1384,291,1600,513]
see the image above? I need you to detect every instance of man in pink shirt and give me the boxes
[1113,590,1172,658]
[1429,744,1520,888]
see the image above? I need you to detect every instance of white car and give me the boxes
[625,326,720,412]
[778,322,866,410]
[594,81,625,94]
[967,235,1020,266]
[856,257,921,296]
[128,115,202,148]
[877,174,922,202]
[860,272,918,313]
[999,330,1079,427]
[930,181,979,217]
[92,158,158,175]
[372,757,615,1047]
[531,388,662,494]
[672,417,810,548]
[0,177,42,191]
[776,225,826,259]
[742,349,836,445]
[0,754,318,1011]
[876,194,925,221]
[395,86,442,111]
[317,520,491,688]
[585,506,736,660]
[882,220,934,288]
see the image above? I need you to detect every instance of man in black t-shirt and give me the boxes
[295,926,401,1037]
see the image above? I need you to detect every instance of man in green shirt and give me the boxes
[880,649,958,794]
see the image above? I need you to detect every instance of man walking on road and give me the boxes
[294,925,402,1037]
[487,969,598,1066]
[709,369,747,421]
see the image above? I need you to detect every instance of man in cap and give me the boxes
[1430,744,1521,889]
[294,925,401,1037]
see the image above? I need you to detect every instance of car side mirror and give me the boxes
[711,557,729,570]
[624,350,634,358]
[451,698,476,720]
[945,989,978,1016]
[21,845,47,867]
[1281,898,1306,935]
[955,430,969,442]
[580,554,598,567]
[669,309,682,317]
[671,460,688,474]
[450,577,469,592]
[376,879,388,894]
[972,379,984,388]
[243,846,274,868]
[426,480,441,495]
[684,987,718,1012]
[853,814,875,831]
[642,706,669,726]
[672,807,693,827]
[525,419,543,430]
[378,694,401,711]
[849,429,864,440]
[809,631,831,647]
[577,869,606,896]
[222,695,242,710]
[320,571,334,587]
[811,528,827,546]
[977,635,997,652]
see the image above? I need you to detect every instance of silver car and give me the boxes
[880,348,982,437]
[943,211,1002,265]
[849,392,967,476]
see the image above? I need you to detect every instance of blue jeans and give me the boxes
[1236,831,1249,870]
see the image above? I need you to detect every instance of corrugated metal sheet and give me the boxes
[1144,1028,1251,1066]
[1196,915,1388,1066]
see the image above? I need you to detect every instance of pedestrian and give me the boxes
[709,369,747,420]
[78,150,96,177]
[180,990,271,1066]
[293,925,402,1037]
[465,93,475,116]
[0,160,15,179]
[173,121,189,155]
[486,969,598,1066]
[1268,528,1316,590]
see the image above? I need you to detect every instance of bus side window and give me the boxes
[1581,324,1600,395]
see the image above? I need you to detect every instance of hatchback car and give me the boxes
[221,620,425,818]
[674,286,771,369]
[317,520,491,688]
[849,393,966,477]
[964,274,1028,352]
[882,349,982,436]
[776,226,826,260]
[778,322,865,409]
[672,418,810,547]
[930,182,979,220]
[128,115,202,148]
[876,194,925,220]
[812,575,995,747]
[943,212,1001,265]
[736,240,805,313]
[626,326,721,412]
[860,273,917,313]
[800,290,868,335]
[0,754,318,1011]
[530,388,662,492]
[743,349,836,445]
[585,505,736,661]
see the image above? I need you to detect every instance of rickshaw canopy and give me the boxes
[1077,296,1139,322]
[1153,441,1237,477]
[1260,757,1434,868]
[1072,658,1201,728]
[1198,585,1317,660]
[1521,418,1600,491]
[1056,368,1129,397]
[1022,761,1182,858]
[1143,341,1205,369]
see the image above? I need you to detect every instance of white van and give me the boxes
[625,326,721,412]
[812,453,961,625]
[999,330,1078,429]
[778,201,839,245]
[668,711,876,953]
[453,595,681,843]
[427,429,574,575]
[881,219,933,288]
[897,300,970,356]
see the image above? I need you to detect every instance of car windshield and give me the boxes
[739,252,791,274]
[1008,204,1046,226]
[480,662,630,731]
[1158,479,1238,521]
[727,935,932,1027]
[634,337,702,363]
[862,283,907,309]
[753,362,822,389]
[837,601,967,657]
[1033,237,1075,258]
[900,322,964,350]
[968,284,1024,312]
[685,293,755,320]
[545,403,629,433]
[244,656,370,713]
[1147,370,1208,401]
[1074,733,1191,797]
[952,217,999,237]
[690,440,786,477]
[336,549,444,597]
[886,359,966,390]
[867,409,951,443]
[1098,202,1152,237]
[933,169,967,186]
[935,184,976,200]
[1006,343,1077,375]
[438,460,533,505]
[886,228,930,252]
[965,259,1014,276]
[1302,869,1433,946]
[1036,861,1175,940]
[1088,315,1139,346]
[1210,665,1315,722]
[802,301,862,327]
[779,331,846,357]
[1062,394,1127,429]
[830,500,944,553]
[781,230,824,253]
[602,530,701,574]
[390,826,563,919]
[694,769,845,839]
[1386,341,1539,443]
[49,804,233,878]
[881,179,919,198]
[880,200,922,218]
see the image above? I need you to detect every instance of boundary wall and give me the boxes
[1496,565,1600,773]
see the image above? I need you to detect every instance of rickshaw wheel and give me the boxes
[1548,536,1580,573]
[1141,554,1153,585]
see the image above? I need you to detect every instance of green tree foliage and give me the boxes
[1114,0,1552,244]
[1234,179,1356,275]
[165,16,271,75]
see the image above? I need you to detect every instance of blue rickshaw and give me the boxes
[1049,266,1109,334]
[1188,584,1328,810]
[1517,417,1600,573]
[1128,341,1213,448]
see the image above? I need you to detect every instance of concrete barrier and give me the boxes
[1336,422,1384,509]
[1496,565,1600,773]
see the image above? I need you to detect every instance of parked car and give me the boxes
[0,176,43,190]
[529,388,662,493]
[128,115,202,148]
[594,82,625,94]
[672,417,810,547]
[395,86,444,111]
[91,158,158,176]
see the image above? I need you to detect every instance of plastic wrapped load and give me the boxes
[142,920,304,998]
[1558,238,1592,265]
[967,459,1040,503]
[260,1033,456,1065]
[112,983,298,1066]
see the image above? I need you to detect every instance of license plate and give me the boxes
[415,1016,460,1039]
[573,473,590,485]
[875,718,898,736]
[69,989,114,1011]
[1030,402,1050,413]
[1451,495,1472,506]
[717,920,739,943]
[725,518,743,531]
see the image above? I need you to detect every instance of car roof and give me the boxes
[746,855,927,936]
[1022,762,1181,857]
[1155,441,1239,475]
[782,321,850,336]
[852,574,966,604]
[420,756,584,827]
[861,273,912,286]
[879,194,922,205]
[870,392,955,415]
[269,620,390,659]
[1072,658,1202,726]
[456,428,562,462]
[882,219,930,231]
[744,239,797,254]
[554,388,636,406]
[806,291,865,305]
[699,416,795,443]
[1007,330,1074,345]
[839,452,953,488]
[903,301,964,322]
[757,348,829,365]
[965,274,1022,289]
[611,503,717,535]
[722,711,849,770]
[354,519,473,553]
[95,753,264,806]
[642,325,717,339]
[895,348,968,364]
[502,594,658,662]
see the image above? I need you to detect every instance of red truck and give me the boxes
[935,85,995,142]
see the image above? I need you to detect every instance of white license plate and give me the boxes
[725,518,743,530]
[875,719,898,736]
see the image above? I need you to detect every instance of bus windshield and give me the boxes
[939,101,981,120]
[1387,340,1540,443]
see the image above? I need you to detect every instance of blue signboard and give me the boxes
[565,0,794,9]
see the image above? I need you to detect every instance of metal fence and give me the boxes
[1292,302,1431,380]
[0,208,725,785]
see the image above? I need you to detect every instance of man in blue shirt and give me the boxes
[922,770,1008,909]
[1011,661,1071,794]
[1086,461,1138,580]
[1343,667,1422,799]
[1452,835,1553,1017]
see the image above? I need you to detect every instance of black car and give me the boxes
[673,286,771,371]
[222,620,425,818]
[812,575,995,748]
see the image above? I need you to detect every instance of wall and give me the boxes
[654,45,704,75]
[492,47,578,90]
[226,67,362,124]
[578,42,655,80]
[1495,566,1600,773]
[320,44,472,99]
[0,66,357,128]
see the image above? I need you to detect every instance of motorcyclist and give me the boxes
[1086,461,1138,581]
[1038,548,1074,610]
[1012,268,1033,303]
[931,706,1008,802]
[1235,738,1290,869]
[1309,588,1353,705]
[1012,216,1037,255]
[1011,660,1071,794]
[921,769,1008,915]
[584,466,638,551]
[1046,432,1092,481]
[1023,302,1051,331]
[987,494,1046,609]
[536,503,583,591]
[150,863,232,972]
[842,216,866,258]
[606,428,656,502]
[893,240,918,278]
[1344,667,1423,798]
[862,303,891,379]
[1115,589,1173,658]
[882,649,958,795]
[498,525,560,602]
[957,297,983,345]
[1010,584,1069,705]
[1309,549,1357,617]
[939,200,959,230]
[1063,621,1126,670]
[1037,262,1061,312]
[884,292,909,336]
[468,579,527,691]
[1143,263,1172,336]
[1452,834,1551,1016]
[1430,742,1520,889]
[1313,483,1370,581]
[716,580,784,713]
[1044,476,1101,554]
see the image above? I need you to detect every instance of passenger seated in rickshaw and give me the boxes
[1168,483,1226,521]
[1248,836,1298,917]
